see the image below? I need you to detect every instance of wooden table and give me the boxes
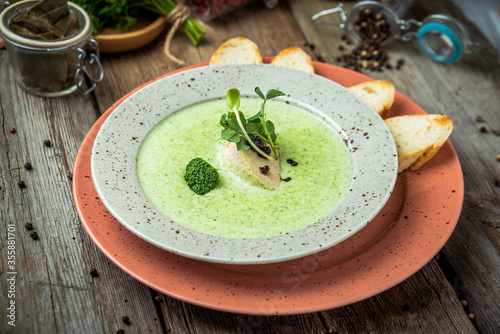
[1,0,499,333]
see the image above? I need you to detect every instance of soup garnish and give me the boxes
[220,87,284,160]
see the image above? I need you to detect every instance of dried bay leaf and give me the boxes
[17,52,68,92]
[10,15,63,38]
[54,11,78,38]
[28,0,69,23]
[18,31,56,41]
[9,0,75,40]
[64,50,79,87]
[39,5,70,24]
[10,22,55,40]
[8,0,80,93]
[8,23,35,37]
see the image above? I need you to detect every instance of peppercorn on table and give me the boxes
[1,0,500,333]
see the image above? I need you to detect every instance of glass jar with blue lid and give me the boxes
[312,0,479,64]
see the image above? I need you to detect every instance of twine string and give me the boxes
[164,4,191,66]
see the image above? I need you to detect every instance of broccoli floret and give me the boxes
[185,158,221,195]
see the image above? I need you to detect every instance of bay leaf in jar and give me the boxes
[55,11,79,38]
[64,50,79,88]
[7,0,80,93]
[11,15,63,39]
[18,53,68,92]
[28,0,70,24]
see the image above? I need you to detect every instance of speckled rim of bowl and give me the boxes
[90,64,398,264]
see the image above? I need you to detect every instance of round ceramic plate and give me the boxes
[90,64,398,264]
[74,61,463,314]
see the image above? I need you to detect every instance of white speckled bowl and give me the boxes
[91,64,398,264]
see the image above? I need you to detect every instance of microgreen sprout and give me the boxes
[220,87,285,160]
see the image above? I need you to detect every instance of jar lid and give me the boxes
[0,0,92,51]
[417,14,472,64]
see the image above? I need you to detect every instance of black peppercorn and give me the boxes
[43,140,52,147]
[24,162,32,170]
[260,166,270,174]
[122,316,131,325]
[90,268,99,277]
[18,181,26,188]
[30,231,38,240]
[25,222,33,230]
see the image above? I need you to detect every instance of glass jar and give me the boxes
[417,14,476,64]
[0,0,103,97]
[312,1,479,64]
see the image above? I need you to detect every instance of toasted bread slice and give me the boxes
[270,47,315,73]
[384,115,453,172]
[348,80,395,118]
[210,37,263,65]
[222,142,281,188]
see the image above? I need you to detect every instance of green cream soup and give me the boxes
[136,98,352,238]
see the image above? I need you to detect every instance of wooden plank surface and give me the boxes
[1,0,499,333]
[0,50,166,334]
[287,1,500,333]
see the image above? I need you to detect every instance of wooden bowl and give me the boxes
[93,16,167,53]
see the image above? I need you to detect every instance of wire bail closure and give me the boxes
[311,3,347,28]
[76,38,104,96]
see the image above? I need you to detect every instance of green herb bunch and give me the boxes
[72,0,205,45]
[220,87,285,160]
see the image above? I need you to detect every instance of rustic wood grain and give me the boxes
[286,1,500,333]
[0,47,165,334]
[92,0,314,115]
[158,259,476,334]
[411,2,500,333]
[1,0,499,333]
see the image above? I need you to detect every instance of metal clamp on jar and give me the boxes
[0,0,103,97]
[312,1,480,64]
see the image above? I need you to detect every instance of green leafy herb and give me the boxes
[72,0,205,45]
[220,87,285,160]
